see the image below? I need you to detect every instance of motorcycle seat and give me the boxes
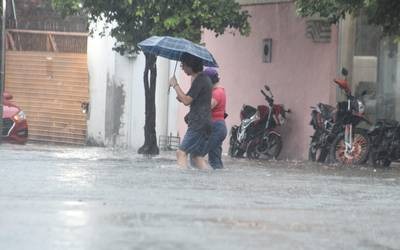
[241,105,257,120]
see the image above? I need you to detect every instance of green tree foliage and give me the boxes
[295,0,400,37]
[52,0,250,52]
[51,0,250,155]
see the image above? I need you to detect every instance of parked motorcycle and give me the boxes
[368,119,400,167]
[309,68,370,165]
[228,85,290,159]
[309,102,336,162]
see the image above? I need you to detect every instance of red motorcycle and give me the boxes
[229,85,290,159]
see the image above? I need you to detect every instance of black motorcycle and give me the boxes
[368,119,400,167]
[309,68,371,165]
[309,103,336,162]
[228,85,290,159]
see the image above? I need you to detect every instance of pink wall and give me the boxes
[178,2,338,160]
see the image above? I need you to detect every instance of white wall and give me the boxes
[353,56,377,89]
[87,28,114,145]
[113,53,137,148]
[167,61,180,137]
[155,58,171,142]
[87,23,178,150]
[126,54,178,149]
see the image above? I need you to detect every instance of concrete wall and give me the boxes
[352,56,377,122]
[178,2,338,160]
[87,24,178,149]
[353,56,378,89]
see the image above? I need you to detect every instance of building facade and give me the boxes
[184,0,400,160]
[178,1,339,159]
[86,1,399,160]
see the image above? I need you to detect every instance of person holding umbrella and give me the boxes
[169,53,212,169]
[138,36,218,169]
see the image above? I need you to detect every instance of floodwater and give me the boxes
[0,143,400,250]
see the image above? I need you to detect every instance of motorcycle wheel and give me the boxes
[308,144,329,163]
[229,145,244,158]
[228,137,236,157]
[228,136,244,158]
[370,151,391,167]
[308,131,328,162]
[330,128,370,165]
[247,140,261,159]
[255,132,282,159]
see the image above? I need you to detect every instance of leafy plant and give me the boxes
[295,0,400,37]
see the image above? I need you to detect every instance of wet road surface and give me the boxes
[1,143,400,250]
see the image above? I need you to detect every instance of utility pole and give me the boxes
[0,0,6,143]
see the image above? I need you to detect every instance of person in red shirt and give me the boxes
[204,67,227,169]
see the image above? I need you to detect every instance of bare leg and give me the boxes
[176,149,188,169]
[192,156,209,170]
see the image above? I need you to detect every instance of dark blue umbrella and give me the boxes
[138,36,218,68]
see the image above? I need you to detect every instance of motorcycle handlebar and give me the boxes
[260,89,267,97]
[260,90,274,105]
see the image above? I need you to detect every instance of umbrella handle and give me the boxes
[168,61,179,95]
[173,60,178,74]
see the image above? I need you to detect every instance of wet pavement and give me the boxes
[0,143,400,250]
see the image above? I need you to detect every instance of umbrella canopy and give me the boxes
[138,36,218,67]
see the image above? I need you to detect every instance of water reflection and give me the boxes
[1,143,400,250]
[59,209,89,227]
[55,163,95,188]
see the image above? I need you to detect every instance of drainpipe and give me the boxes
[0,0,6,143]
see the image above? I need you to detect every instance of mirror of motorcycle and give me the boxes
[264,85,270,91]
[341,67,348,76]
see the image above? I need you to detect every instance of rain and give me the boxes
[1,1,400,249]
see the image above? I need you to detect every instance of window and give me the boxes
[340,14,400,123]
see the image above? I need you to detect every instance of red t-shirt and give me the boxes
[211,87,226,121]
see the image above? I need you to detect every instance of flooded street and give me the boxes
[1,143,400,250]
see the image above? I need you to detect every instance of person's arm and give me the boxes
[211,98,218,109]
[169,76,193,106]
[211,88,221,109]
